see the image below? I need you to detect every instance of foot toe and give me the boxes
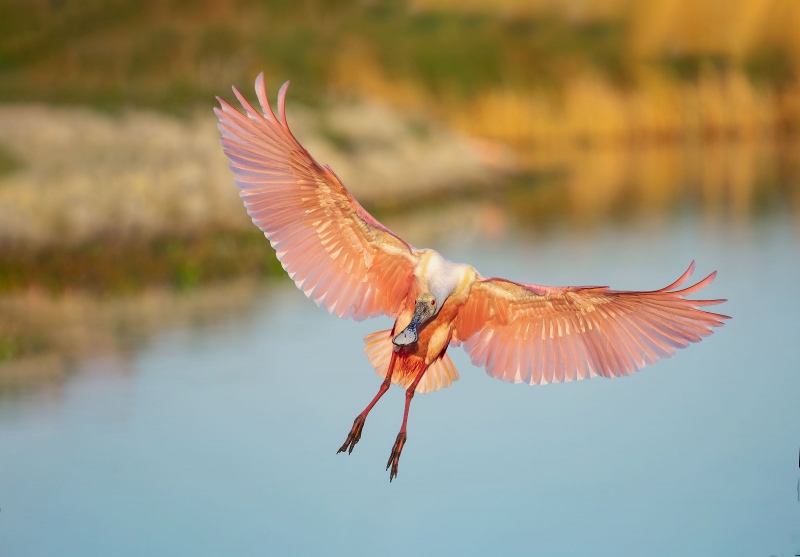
[337,415,366,455]
[386,432,407,482]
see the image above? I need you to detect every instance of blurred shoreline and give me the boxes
[0,100,512,291]
[2,0,799,388]
[0,100,510,249]
[0,99,797,296]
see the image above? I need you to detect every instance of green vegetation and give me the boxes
[0,228,286,294]
[0,333,46,364]
[2,0,796,113]
[3,0,797,144]
[0,146,22,177]
[0,335,19,362]
[0,0,695,111]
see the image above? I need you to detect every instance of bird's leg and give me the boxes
[337,350,399,455]
[386,363,430,482]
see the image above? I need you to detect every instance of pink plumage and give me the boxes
[216,74,729,481]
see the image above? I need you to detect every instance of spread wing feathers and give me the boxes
[454,262,729,385]
[215,74,419,320]
[364,330,459,394]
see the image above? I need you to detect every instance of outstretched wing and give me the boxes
[454,262,729,384]
[215,74,419,320]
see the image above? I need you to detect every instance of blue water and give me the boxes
[1,216,798,556]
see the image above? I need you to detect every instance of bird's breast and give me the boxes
[391,250,476,365]
[393,285,469,365]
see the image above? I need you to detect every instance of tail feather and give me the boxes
[363,330,459,394]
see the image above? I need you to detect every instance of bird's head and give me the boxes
[412,292,437,322]
[392,292,437,346]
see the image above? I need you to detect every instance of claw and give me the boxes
[386,432,407,482]
[337,414,366,455]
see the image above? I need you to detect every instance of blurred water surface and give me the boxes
[2,1,800,553]
[0,194,798,556]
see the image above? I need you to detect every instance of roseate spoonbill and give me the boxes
[215,74,729,481]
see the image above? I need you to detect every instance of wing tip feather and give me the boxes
[660,260,695,292]
[674,270,717,296]
[277,80,291,128]
[254,72,279,122]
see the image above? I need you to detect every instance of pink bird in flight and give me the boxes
[215,74,729,481]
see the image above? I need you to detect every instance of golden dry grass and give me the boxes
[336,0,800,145]
[411,0,800,63]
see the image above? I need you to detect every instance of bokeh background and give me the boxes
[0,1,798,556]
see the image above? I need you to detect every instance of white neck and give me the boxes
[417,250,470,315]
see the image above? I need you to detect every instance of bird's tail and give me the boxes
[363,330,459,394]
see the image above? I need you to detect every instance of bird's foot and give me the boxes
[337,414,366,455]
[386,432,407,482]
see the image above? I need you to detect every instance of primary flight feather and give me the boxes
[215,74,729,481]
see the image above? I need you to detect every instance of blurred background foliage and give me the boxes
[1,0,799,379]
[3,0,800,140]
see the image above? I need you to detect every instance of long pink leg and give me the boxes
[386,363,430,482]
[337,350,399,455]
